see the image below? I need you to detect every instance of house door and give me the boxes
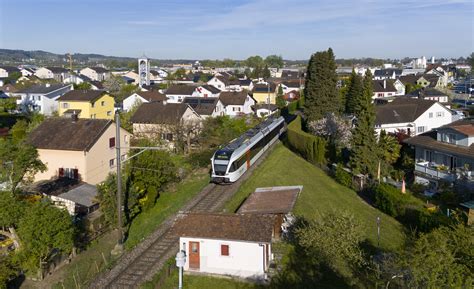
[189,242,200,270]
[450,156,456,170]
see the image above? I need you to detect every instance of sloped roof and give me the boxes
[165,85,196,95]
[406,87,447,98]
[374,69,402,77]
[0,66,20,73]
[404,133,474,160]
[238,186,302,214]
[440,118,474,136]
[399,75,420,85]
[28,118,112,151]
[199,84,221,94]
[17,83,71,94]
[58,90,106,102]
[183,97,218,116]
[253,83,276,93]
[90,67,109,73]
[372,80,397,92]
[46,67,69,73]
[57,183,98,207]
[375,98,438,125]
[130,102,189,124]
[136,91,167,102]
[172,213,276,243]
[219,91,249,106]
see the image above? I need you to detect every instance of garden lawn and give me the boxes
[225,144,406,251]
[125,169,210,249]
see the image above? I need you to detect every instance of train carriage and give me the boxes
[211,116,286,183]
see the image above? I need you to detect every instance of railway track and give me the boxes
[89,142,279,289]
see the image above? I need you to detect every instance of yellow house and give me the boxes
[252,83,276,104]
[58,90,115,119]
[28,118,131,185]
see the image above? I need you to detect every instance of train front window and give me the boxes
[214,164,228,175]
[215,150,231,161]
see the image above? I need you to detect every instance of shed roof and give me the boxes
[238,186,302,214]
[57,184,98,207]
[172,213,276,243]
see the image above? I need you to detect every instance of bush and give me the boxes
[373,183,409,217]
[187,149,214,168]
[287,116,326,165]
[335,165,352,188]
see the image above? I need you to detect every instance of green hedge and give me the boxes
[287,116,326,165]
[374,183,409,217]
[335,164,352,187]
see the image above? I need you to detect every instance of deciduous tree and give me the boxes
[264,55,284,68]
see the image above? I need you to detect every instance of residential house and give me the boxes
[0,66,20,78]
[252,104,279,118]
[239,79,253,91]
[15,83,73,115]
[28,118,131,185]
[123,91,167,112]
[372,80,398,99]
[58,90,115,119]
[35,67,70,82]
[79,67,111,82]
[207,75,242,91]
[252,83,277,104]
[375,98,454,136]
[281,70,301,80]
[373,69,402,80]
[404,118,474,195]
[130,101,201,146]
[192,85,221,98]
[165,85,197,103]
[392,79,406,95]
[425,66,448,87]
[183,97,224,118]
[279,80,302,94]
[19,67,35,77]
[172,213,278,279]
[406,88,449,103]
[219,91,256,116]
[63,74,92,85]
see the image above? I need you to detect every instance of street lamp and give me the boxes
[176,250,187,289]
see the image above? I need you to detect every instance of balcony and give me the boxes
[415,162,473,183]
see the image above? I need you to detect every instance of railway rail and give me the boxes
[89,141,279,289]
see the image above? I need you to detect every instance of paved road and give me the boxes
[89,142,278,289]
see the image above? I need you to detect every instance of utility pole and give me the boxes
[112,110,124,255]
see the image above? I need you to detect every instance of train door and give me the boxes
[246,150,251,169]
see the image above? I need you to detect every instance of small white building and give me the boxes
[15,83,73,115]
[375,98,454,136]
[35,67,70,82]
[219,91,255,116]
[253,104,279,118]
[50,183,99,216]
[183,97,225,118]
[165,85,197,103]
[0,66,20,78]
[173,213,277,279]
[79,67,111,82]
[122,91,167,112]
[192,85,221,98]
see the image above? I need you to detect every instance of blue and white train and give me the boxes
[211,116,286,183]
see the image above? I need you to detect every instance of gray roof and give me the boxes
[17,83,71,94]
[46,67,69,73]
[57,184,98,207]
[90,67,109,73]
[200,85,221,94]
[165,85,197,95]
[375,98,437,125]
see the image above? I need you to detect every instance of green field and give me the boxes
[126,169,210,249]
[226,143,405,251]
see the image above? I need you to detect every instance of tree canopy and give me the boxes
[265,55,284,68]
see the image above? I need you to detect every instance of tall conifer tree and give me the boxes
[304,48,340,121]
[350,70,378,176]
[345,69,364,114]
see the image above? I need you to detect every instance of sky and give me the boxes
[0,0,472,60]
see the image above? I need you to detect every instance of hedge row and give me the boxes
[286,116,326,165]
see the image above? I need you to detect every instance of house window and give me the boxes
[429,112,433,118]
[161,133,173,141]
[377,93,384,97]
[62,102,69,108]
[204,93,208,97]
[91,102,95,108]
[417,126,425,133]
[100,101,105,106]
[436,112,444,117]
[109,137,115,148]
[107,111,112,116]
[109,159,114,167]
[220,244,229,256]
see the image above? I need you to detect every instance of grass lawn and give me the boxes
[125,169,210,249]
[225,143,406,251]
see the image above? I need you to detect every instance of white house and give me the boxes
[192,85,221,98]
[207,75,242,91]
[375,98,454,136]
[279,81,302,94]
[183,97,225,118]
[252,104,279,118]
[173,213,277,279]
[373,69,402,80]
[35,67,70,82]
[0,66,20,78]
[406,88,449,103]
[63,74,91,85]
[219,91,255,116]
[372,80,398,99]
[79,67,111,82]
[50,183,99,216]
[122,91,167,111]
[20,67,35,77]
[15,83,73,115]
[165,85,197,103]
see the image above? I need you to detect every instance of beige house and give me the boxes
[28,118,131,185]
[131,101,201,148]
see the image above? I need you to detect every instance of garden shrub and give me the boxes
[373,183,409,217]
[335,165,352,188]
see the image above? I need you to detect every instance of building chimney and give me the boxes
[383,79,386,89]
[45,83,51,88]
[162,100,167,105]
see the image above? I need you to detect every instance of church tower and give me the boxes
[138,55,150,87]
